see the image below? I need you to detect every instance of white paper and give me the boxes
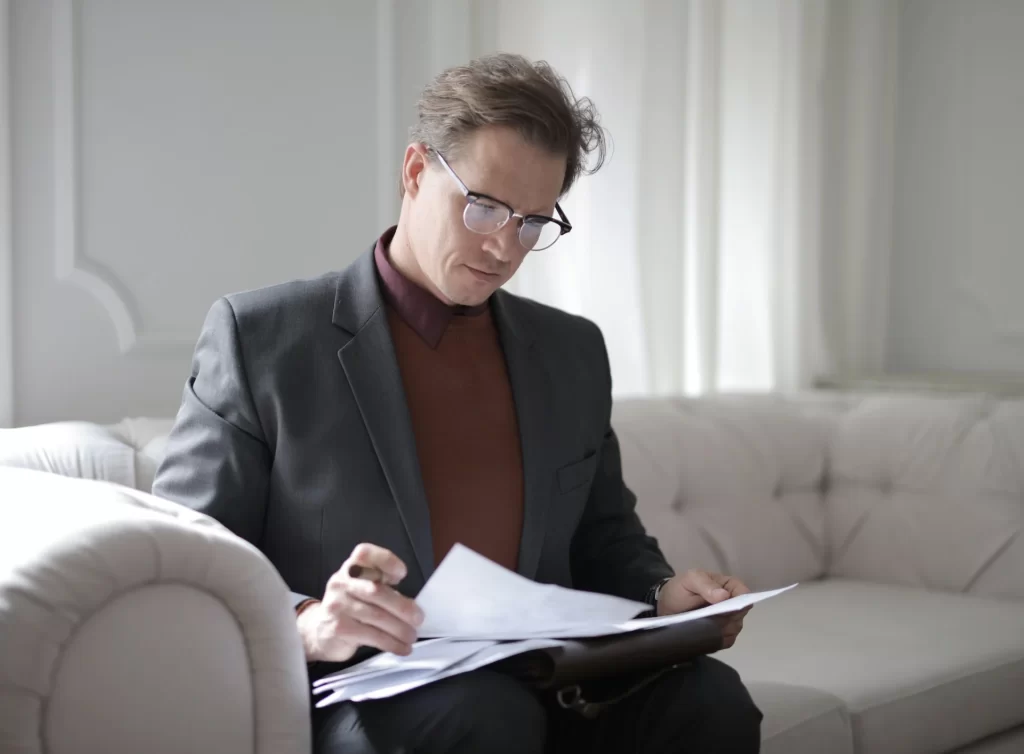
[313,638,495,691]
[314,638,564,708]
[415,543,651,639]
[436,584,801,640]
[309,544,800,709]
[615,584,799,632]
[312,583,799,708]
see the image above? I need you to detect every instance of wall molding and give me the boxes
[1,0,14,425]
[52,0,193,355]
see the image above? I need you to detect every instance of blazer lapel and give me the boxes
[493,291,556,581]
[333,249,435,583]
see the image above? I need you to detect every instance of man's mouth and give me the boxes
[467,265,501,279]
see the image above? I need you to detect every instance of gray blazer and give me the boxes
[153,245,672,610]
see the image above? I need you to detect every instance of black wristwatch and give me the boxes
[642,576,673,616]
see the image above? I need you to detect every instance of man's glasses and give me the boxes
[431,149,572,251]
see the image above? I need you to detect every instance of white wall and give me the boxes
[1,1,13,427]
[885,0,1024,375]
[5,0,474,426]
[4,0,1022,427]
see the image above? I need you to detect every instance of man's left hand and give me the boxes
[656,570,752,650]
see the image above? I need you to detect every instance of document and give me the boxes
[313,638,495,692]
[415,544,652,639]
[614,583,798,633]
[310,544,799,708]
[313,637,564,707]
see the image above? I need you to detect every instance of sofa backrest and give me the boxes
[824,394,1024,600]
[4,393,1022,601]
[614,393,1024,601]
[613,396,838,592]
[0,418,174,493]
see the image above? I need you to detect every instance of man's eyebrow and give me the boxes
[479,188,554,217]
[519,200,557,216]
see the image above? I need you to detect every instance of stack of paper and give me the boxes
[313,544,796,708]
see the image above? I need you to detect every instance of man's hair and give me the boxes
[405,53,606,198]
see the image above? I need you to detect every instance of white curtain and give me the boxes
[482,0,835,396]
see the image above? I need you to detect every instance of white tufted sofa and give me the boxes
[2,394,1024,753]
[615,393,1024,754]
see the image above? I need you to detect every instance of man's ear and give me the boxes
[401,144,430,199]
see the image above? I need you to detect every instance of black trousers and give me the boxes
[311,656,763,753]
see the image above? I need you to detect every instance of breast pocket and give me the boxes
[556,452,599,495]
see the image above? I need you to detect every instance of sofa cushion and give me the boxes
[746,681,853,754]
[828,396,1024,601]
[953,725,1024,753]
[614,396,835,590]
[719,579,1024,754]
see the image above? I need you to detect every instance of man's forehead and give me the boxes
[453,130,565,213]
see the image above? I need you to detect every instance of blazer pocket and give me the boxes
[557,452,599,494]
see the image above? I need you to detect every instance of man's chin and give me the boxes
[440,277,498,307]
[447,291,491,308]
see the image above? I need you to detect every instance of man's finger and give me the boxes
[346,577,425,627]
[340,619,414,657]
[719,574,752,597]
[344,544,408,586]
[340,593,419,646]
[683,570,731,603]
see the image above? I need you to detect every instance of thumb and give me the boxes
[689,571,731,603]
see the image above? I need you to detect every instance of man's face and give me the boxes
[402,126,566,307]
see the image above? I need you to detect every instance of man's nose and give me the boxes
[484,222,521,263]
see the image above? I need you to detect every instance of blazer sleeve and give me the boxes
[152,297,312,610]
[569,327,674,602]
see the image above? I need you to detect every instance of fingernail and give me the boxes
[714,588,730,600]
[414,610,425,626]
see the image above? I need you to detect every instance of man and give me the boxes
[154,53,762,753]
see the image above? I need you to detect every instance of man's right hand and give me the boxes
[296,543,425,663]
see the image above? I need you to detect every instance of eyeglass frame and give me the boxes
[428,147,572,250]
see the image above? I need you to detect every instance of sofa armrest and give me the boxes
[0,467,310,754]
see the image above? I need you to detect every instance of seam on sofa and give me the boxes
[617,424,679,486]
[821,459,835,575]
[849,651,1024,715]
[828,475,1023,503]
[963,531,1021,593]
[695,522,730,574]
[760,686,852,739]
[777,499,826,568]
[847,652,1024,754]
[767,708,851,741]
[830,500,874,565]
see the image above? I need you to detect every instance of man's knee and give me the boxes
[684,657,763,747]
[314,670,546,754]
[424,670,547,754]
